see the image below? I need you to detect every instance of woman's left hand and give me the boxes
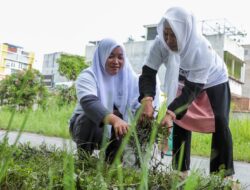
[161,114,173,128]
[161,110,176,128]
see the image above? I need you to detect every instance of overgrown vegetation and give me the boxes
[0,136,239,189]
[0,97,74,138]
[56,53,88,81]
[0,99,246,189]
[0,69,48,111]
[191,117,250,162]
[53,85,77,107]
[1,103,249,162]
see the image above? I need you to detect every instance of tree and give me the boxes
[57,53,88,81]
[0,69,48,111]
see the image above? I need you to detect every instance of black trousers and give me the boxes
[69,113,122,163]
[172,82,234,177]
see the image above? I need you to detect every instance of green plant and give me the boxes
[1,100,245,189]
[54,85,77,107]
[0,102,74,138]
[0,110,29,184]
[0,141,241,190]
[57,53,88,81]
[0,69,48,111]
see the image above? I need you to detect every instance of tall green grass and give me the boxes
[1,100,250,162]
[0,109,240,189]
[0,102,250,162]
[0,101,74,138]
[192,116,250,162]
[0,110,29,182]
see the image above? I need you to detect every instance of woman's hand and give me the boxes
[105,114,129,139]
[139,96,154,122]
[161,110,176,129]
[161,114,173,128]
[160,114,174,136]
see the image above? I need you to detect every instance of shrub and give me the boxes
[0,69,48,111]
[53,85,77,107]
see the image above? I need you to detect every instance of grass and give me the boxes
[191,116,250,162]
[0,102,244,189]
[0,102,74,138]
[0,132,238,189]
[0,101,250,162]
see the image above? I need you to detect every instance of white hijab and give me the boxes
[157,6,217,84]
[164,54,180,106]
[85,38,140,122]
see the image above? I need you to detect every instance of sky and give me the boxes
[1,0,249,71]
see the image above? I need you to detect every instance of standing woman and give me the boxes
[70,38,140,163]
[139,7,234,177]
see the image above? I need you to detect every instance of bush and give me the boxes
[53,85,77,107]
[0,69,48,111]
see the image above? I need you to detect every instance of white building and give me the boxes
[242,44,250,98]
[41,52,70,87]
[0,43,35,80]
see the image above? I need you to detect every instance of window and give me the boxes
[224,51,244,80]
[11,62,15,68]
[22,64,28,69]
[244,49,248,55]
[7,52,18,60]
[5,60,11,68]
[11,69,18,74]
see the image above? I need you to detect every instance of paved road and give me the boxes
[0,130,249,189]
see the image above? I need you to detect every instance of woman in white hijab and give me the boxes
[69,38,141,163]
[138,7,234,177]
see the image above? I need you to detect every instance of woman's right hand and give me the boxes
[105,114,129,139]
[140,97,154,122]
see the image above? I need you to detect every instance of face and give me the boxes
[105,46,125,75]
[163,27,178,51]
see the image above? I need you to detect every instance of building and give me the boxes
[200,19,247,98]
[200,19,250,112]
[232,44,250,112]
[0,43,34,80]
[242,44,250,98]
[41,52,71,88]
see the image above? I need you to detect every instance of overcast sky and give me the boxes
[0,0,249,71]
